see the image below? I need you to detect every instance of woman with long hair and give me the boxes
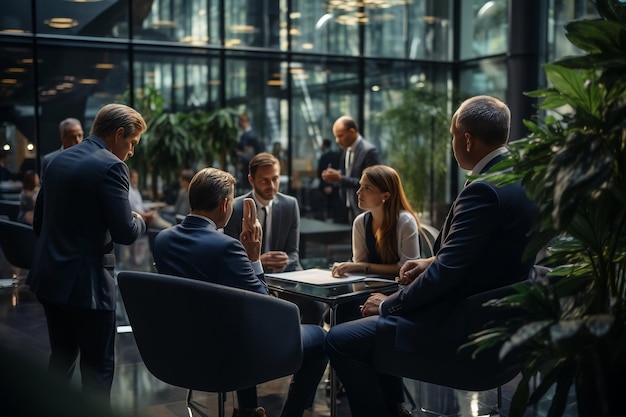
[332,164,421,279]
[330,164,419,416]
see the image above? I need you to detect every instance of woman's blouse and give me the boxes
[352,210,420,266]
[17,190,36,224]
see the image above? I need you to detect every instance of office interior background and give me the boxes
[0,0,598,227]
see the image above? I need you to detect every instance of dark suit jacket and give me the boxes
[154,215,268,294]
[224,192,301,272]
[40,147,62,181]
[340,137,381,214]
[317,149,341,191]
[27,136,146,310]
[379,155,536,348]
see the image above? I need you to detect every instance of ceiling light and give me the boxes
[44,18,79,29]
[5,68,26,74]
[79,78,99,85]
[152,20,176,28]
[267,80,283,86]
[95,63,114,69]
[1,79,18,85]
[230,25,255,34]
[302,43,314,49]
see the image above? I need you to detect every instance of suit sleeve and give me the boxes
[285,198,301,270]
[340,146,381,189]
[101,162,146,245]
[381,182,501,316]
[222,238,269,295]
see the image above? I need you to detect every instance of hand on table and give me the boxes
[261,251,288,272]
[331,261,359,278]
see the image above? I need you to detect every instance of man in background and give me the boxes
[27,104,147,407]
[317,138,342,221]
[321,116,381,223]
[41,118,84,180]
[235,113,264,190]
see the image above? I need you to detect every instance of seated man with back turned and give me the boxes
[325,96,537,417]
[153,167,328,417]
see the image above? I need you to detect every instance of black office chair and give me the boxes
[117,271,304,417]
[0,218,36,287]
[373,265,551,415]
[0,200,20,222]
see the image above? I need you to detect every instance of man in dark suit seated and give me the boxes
[153,167,328,417]
[325,96,537,417]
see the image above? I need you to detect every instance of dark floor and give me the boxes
[0,234,578,417]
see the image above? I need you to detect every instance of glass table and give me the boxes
[265,271,399,417]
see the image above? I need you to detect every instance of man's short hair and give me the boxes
[454,95,511,146]
[248,152,280,178]
[58,118,81,136]
[179,169,195,183]
[90,104,147,139]
[188,168,235,212]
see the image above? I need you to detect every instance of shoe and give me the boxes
[232,407,267,417]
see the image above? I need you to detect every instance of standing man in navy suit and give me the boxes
[325,96,537,417]
[321,116,381,223]
[224,152,324,325]
[235,113,264,190]
[153,168,328,417]
[27,104,147,405]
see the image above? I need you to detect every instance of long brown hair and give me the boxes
[362,165,419,263]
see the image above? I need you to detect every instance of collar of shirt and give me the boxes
[187,213,218,230]
[469,146,508,176]
[347,135,363,152]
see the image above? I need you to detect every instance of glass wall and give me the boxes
[0,0,600,228]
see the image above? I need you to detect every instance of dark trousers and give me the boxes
[237,324,328,417]
[41,300,116,405]
[326,316,404,417]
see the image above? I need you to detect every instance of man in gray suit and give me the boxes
[224,152,324,325]
[321,116,381,222]
[27,104,147,405]
[40,117,84,180]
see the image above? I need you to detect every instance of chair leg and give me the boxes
[186,389,194,417]
[218,392,226,417]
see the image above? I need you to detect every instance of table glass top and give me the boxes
[265,274,398,305]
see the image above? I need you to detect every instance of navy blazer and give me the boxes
[339,137,381,213]
[27,136,145,310]
[154,215,268,295]
[224,191,301,272]
[381,155,537,321]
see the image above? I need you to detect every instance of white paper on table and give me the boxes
[265,268,369,285]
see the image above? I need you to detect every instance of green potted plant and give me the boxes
[122,87,239,198]
[377,85,460,225]
[469,1,626,416]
